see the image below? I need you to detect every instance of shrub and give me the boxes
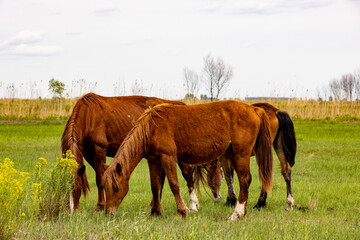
[0,158,30,239]
[0,151,78,239]
[36,151,78,218]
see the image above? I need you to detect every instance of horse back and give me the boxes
[145,101,261,164]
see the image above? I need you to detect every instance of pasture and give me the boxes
[0,119,359,239]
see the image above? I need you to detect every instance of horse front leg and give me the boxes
[160,154,188,219]
[88,145,107,212]
[148,161,164,217]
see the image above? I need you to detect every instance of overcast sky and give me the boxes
[0,0,359,99]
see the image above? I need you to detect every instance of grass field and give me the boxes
[0,120,360,239]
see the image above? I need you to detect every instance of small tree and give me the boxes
[202,54,233,101]
[48,78,65,99]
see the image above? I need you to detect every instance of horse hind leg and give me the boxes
[274,134,295,210]
[160,154,188,218]
[229,154,252,220]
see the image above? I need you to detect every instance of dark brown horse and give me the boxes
[206,102,296,210]
[102,100,273,220]
[61,93,197,212]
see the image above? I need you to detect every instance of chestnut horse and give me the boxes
[102,100,273,220]
[206,102,296,210]
[61,93,198,212]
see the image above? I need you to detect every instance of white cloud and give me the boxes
[92,7,120,17]
[11,44,64,56]
[199,0,334,15]
[0,30,63,56]
[0,30,45,48]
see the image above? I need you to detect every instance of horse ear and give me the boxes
[102,163,109,171]
[78,165,86,176]
[116,163,122,175]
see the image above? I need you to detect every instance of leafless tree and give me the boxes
[340,74,355,101]
[354,68,360,100]
[183,67,200,99]
[202,54,233,101]
[329,78,341,101]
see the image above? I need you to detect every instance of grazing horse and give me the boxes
[102,101,273,220]
[61,93,198,212]
[206,103,296,210]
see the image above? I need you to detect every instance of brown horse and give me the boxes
[206,102,296,210]
[102,100,273,220]
[61,93,198,212]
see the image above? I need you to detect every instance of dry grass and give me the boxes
[1,97,359,121]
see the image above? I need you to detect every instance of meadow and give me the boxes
[0,116,359,239]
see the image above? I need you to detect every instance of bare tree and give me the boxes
[183,67,200,99]
[329,78,341,101]
[354,68,360,100]
[340,74,355,101]
[202,54,233,101]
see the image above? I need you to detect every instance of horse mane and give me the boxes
[104,103,172,185]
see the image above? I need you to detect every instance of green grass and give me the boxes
[0,121,359,239]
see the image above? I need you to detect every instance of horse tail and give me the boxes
[61,98,90,197]
[253,108,273,192]
[192,165,206,196]
[274,111,297,167]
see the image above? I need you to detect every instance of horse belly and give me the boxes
[177,139,230,165]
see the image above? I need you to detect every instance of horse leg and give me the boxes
[220,155,237,206]
[274,134,295,210]
[148,161,163,217]
[229,154,252,220]
[147,161,166,210]
[93,145,107,212]
[178,163,199,212]
[160,155,188,218]
[205,160,222,202]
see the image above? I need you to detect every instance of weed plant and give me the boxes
[0,151,78,239]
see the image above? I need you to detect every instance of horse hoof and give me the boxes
[285,196,295,211]
[225,197,237,207]
[93,205,104,212]
[213,194,222,202]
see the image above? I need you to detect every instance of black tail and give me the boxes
[274,111,297,167]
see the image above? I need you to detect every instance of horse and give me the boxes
[205,102,296,210]
[61,93,199,212]
[101,100,274,220]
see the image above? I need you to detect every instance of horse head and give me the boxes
[101,162,129,215]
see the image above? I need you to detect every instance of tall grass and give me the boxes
[1,97,360,121]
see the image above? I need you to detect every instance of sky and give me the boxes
[0,0,359,99]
